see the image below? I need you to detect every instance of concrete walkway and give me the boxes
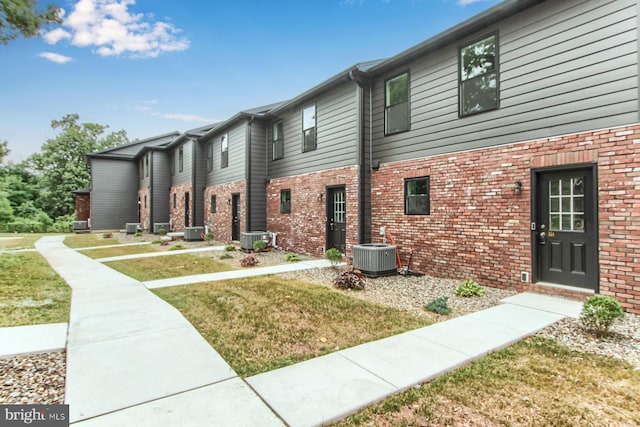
[0,323,68,358]
[29,236,583,426]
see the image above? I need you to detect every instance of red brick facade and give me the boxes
[204,180,245,242]
[169,183,192,231]
[74,193,90,222]
[267,166,360,257]
[371,124,640,313]
[137,188,150,231]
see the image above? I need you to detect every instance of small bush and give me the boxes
[455,279,485,297]
[151,239,162,244]
[333,271,365,290]
[169,244,185,251]
[426,296,452,315]
[102,232,113,239]
[285,253,302,262]
[157,228,167,236]
[253,240,267,253]
[240,255,260,267]
[134,232,143,237]
[219,253,233,260]
[580,295,624,334]
[325,248,343,266]
[224,244,236,252]
[203,232,214,245]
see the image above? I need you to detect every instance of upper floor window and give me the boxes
[385,72,410,134]
[405,176,430,215]
[221,134,228,168]
[145,154,149,177]
[139,158,144,180]
[207,141,213,172]
[273,121,284,160]
[460,33,498,116]
[302,105,316,152]
[178,147,184,173]
[280,189,291,214]
[170,151,175,175]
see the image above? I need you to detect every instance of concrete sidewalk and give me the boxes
[93,245,225,263]
[0,323,68,358]
[32,235,583,426]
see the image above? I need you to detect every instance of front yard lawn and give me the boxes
[106,253,235,281]
[64,233,120,248]
[153,276,431,377]
[79,244,159,259]
[0,252,70,327]
[0,234,47,250]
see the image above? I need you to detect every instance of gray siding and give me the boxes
[151,151,170,224]
[268,81,360,178]
[90,158,138,230]
[372,0,639,163]
[362,85,372,243]
[171,141,193,186]
[248,120,267,231]
[205,122,246,186]
[139,153,151,190]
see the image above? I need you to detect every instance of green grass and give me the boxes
[334,337,640,426]
[79,244,159,259]
[0,252,71,327]
[64,233,121,248]
[0,233,48,250]
[106,253,235,281]
[153,277,431,377]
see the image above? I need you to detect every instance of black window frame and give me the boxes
[384,71,410,135]
[145,154,149,177]
[272,120,284,160]
[210,194,216,213]
[139,158,144,180]
[221,134,228,168]
[173,193,177,209]
[302,104,316,152]
[178,146,184,173]
[207,141,213,172]
[459,32,499,117]
[280,189,291,214]
[405,176,430,215]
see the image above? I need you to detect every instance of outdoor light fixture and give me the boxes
[514,181,523,195]
[317,193,323,201]
[227,198,231,205]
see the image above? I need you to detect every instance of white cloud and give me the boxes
[42,0,190,59]
[38,52,74,63]
[151,112,217,123]
[457,0,489,5]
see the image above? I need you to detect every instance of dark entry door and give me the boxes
[184,192,190,227]
[327,186,346,253]
[534,168,598,290]
[231,194,240,241]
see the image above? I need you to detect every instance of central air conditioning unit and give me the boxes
[126,223,140,234]
[72,221,88,231]
[241,231,270,251]
[184,226,204,241]
[153,223,170,234]
[352,244,397,277]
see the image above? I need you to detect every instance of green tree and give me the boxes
[0,140,8,163]
[29,114,129,219]
[0,0,61,44]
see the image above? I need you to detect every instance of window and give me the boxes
[173,193,177,209]
[144,195,147,208]
[210,195,217,213]
[178,147,184,172]
[302,105,316,152]
[272,121,284,160]
[280,189,291,214]
[405,177,430,215]
[207,141,213,172]
[145,154,149,177]
[460,33,498,116]
[221,134,228,168]
[385,72,410,134]
[139,159,144,180]
[170,151,175,175]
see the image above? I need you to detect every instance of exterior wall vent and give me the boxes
[353,244,398,277]
[241,231,270,251]
[184,226,204,241]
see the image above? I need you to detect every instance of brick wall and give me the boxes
[204,180,245,242]
[372,124,640,314]
[267,166,360,257]
[75,193,90,222]
[137,188,150,231]
[169,183,192,231]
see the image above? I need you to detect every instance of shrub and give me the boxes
[157,228,167,236]
[224,244,236,252]
[253,239,267,253]
[240,255,259,267]
[455,279,485,297]
[169,244,185,251]
[285,253,302,262]
[333,271,365,290]
[219,253,233,260]
[325,248,343,267]
[151,239,162,244]
[134,232,143,237]
[426,296,452,315]
[580,295,624,334]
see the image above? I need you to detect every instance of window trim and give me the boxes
[384,70,411,136]
[404,176,430,215]
[178,147,184,173]
[280,189,291,214]
[145,154,149,177]
[221,134,228,168]
[458,32,499,118]
[272,120,284,161]
[173,193,177,209]
[210,194,217,213]
[301,104,316,153]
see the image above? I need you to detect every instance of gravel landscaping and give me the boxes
[2,243,637,405]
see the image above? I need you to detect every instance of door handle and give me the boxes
[538,231,547,245]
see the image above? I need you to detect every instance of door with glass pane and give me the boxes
[534,168,597,290]
[327,186,346,253]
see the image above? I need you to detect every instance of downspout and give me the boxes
[349,68,370,245]
[191,139,197,227]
